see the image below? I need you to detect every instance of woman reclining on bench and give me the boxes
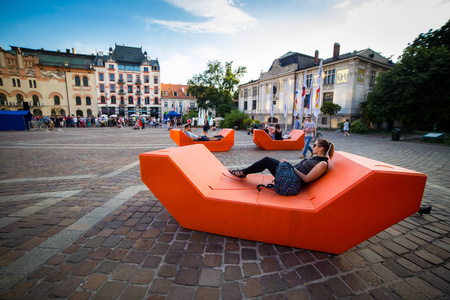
[229,138,334,184]
[184,124,222,141]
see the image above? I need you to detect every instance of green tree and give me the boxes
[222,109,249,129]
[320,101,341,129]
[187,61,246,113]
[363,20,450,130]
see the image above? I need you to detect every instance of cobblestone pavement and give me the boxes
[0,126,448,300]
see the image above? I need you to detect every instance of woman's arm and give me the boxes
[294,162,327,183]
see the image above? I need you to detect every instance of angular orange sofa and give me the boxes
[253,129,305,150]
[170,128,234,152]
[139,144,427,254]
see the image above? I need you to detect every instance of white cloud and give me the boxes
[149,0,258,34]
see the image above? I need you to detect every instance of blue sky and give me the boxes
[1,0,449,85]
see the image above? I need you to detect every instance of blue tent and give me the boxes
[0,111,32,131]
[164,111,181,120]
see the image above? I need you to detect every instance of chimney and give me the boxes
[333,43,340,58]
[314,50,319,64]
[72,48,76,54]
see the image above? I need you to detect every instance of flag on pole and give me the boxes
[299,71,307,118]
[313,59,323,119]
[186,106,189,114]
[284,80,288,118]
[172,102,175,112]
[306,80,313,116]
[294,78,299,117]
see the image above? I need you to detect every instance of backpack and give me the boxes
[257,162,301,196]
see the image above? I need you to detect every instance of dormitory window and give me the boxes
[83,76,88,86]
[86,97,91,106]
[128,96,133,105]
[100,84,105,92]
[111,96,116,104]
[154,77,158,84]
[101,96,105,104]
[109,74,115,81]
[154,97,159,104]
[75,76,81,86]
[154,87,158,94]
[99,73,104,81]
[54,96,60,105]
[76,96,81,105]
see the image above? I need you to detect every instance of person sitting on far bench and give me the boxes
[184,124,222,141]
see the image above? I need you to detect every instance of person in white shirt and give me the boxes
[300,115,315,159]
[184,124,221,141]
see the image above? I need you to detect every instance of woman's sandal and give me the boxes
[228,169,246,178]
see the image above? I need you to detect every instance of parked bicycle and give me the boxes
[28,120,48,131]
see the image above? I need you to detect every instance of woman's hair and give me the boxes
[316,138,335,159]
[275,124,280,129]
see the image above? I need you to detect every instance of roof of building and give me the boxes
[161,84,195,100]
[113,44,145,64]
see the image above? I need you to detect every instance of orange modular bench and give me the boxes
[253,129,305,150]
[140,144,427,254]
[170,128,234,152]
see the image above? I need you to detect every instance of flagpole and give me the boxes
[284,79,288,133]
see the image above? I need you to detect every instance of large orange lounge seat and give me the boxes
[170,128,234,152]
[253,129,305,150]
[139,144,427,254]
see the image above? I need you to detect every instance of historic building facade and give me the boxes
[93,45,161,118]
[161,83,196,115]
[238,43,393,128]
[0,46,97,117]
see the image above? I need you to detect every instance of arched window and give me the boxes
[32,95,39,106]
[0,93,6,105]
[83,76,88,86]
[101,96,105,104]
[76,110,83,117]
[54,96,60,105]
[145,97,150,104]
[76,96,81,105]
[87,109,92,116]
[75,76,81,86]
[16,94,23,103]
[120,97,124,105]
[128,96,133,105]
[0,77,3,86]
[51,109,56,116]
[33,109,42,116]
[12,79,16,87]
[111,96,116,104]
[60,109,66,116]
[154,97,159,104]
[86,97,91,106]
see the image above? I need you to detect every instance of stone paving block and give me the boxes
[45,254,65,266]
[388,280,427,300]
[393,236,419,250]
[357,248,385,263]
[243,262,261,277]
[101,236,122,248]
[44,264,76,282]
[199,268,222,287]
[415,249,444,265]
[89,247,111,260]
[94,261,119,274]
[48,276,84,298]
[426,243,450,260]
[186,243,205,254]
[224,252,239,265]
[405,276,444,299]
[132,269,154,284]
[225,241,239,252]
[420,271,450,295]
[180,254,202,268]
[329,256,353,272]
[167,285,195,300]
[296,265,322,283]
[174,268,200,286]
[260,257,282,272]
[324,277,353,297]
[224,265,242,281]
[123,250,147,264]
[107,248,128,261]
[203,254,222,267]
[142,255,162,269]
[259,244,277,256]
[369,287,403,300]
[222,282,241,300]
[368,243,397,258]
[241,248,257,260]
[383,259,413,277]
[341,273,367,292]
[158,264,177,277]
[0,281,35,299]
[149,242,169,255]
[28,266,53,279]
[206,243,223,253]
[314,261,339,277]
[279,253,301,268]
[121,285,147,300]
[355,268,383,286]
[396,257,422,272]
[280,270,302,288]
[81,273,107,290]
[170,241,186,251]
[305,282,335,300]
[67,248,93,263]
[343,252,367,268]
[112,264,138,281]
[164,251,183,264]
[92,281,127,300]
[260,274,287,293]
[195,287,220,300]
[241,277,264,298]
[370,263,398,282]
[72,260,98,276]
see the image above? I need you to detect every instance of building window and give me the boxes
[109,73,115,81]
[29,80,33,88]
[323,92,333,103]
[244,89,248,98]
[109,64,115,69]
[99,73,104,81]
[145,97,150,104]
[252,87,257,97]
[101,96,105,104]
[154,76,158,84]
[32,95,39,106]
[86,97,91,106]
[119,74,123,81]
[75,76,81,86]
[173,91,177,97]
[16,94,23,103]
[244,101,248,110]
[120,97,124,105]
[12,79,16,87]
[110,84,116,92]
[53,95,60,105]
[17,79,21,87]
[324,69,335,85]
[144,75,149,83]
[87,109,92,116]
[128,85,133,93]
[369,70,377,87]
[0,93,6,105]
[252,100,257,110]
[127,74,132,82]
[111,96,116,104]
[76,96,81,105]
[154,87,158,94]
[304,94,311,108]
[33,80,36,88]
[100,84,105,92]
[128,96,133,105]
[83,76,89,86]
[154,97,159,104]
[307,74,312,88]
[144,67,148,72]
[164,102,168,108]
[0,77,3,86]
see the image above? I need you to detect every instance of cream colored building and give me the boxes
[161,83,196,115]
[238,43,393,128]
[0,46,97,117]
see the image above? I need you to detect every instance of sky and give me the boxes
[1,0,449,85]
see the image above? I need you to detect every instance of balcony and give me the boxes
[135,90,141,95]
[119,102,126,106]
[135,80,142,86]
[118,90,125,95]
[117,79,125,85]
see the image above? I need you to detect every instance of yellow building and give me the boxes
[0,46,97,117]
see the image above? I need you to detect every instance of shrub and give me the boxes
[242,119,252,128]
[182,111,198,124]
[349,119,368,134]
[222,109,250,129]
[337,121,344,130]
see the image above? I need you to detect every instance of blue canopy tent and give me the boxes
[164,111,181,120]
[0,111,32,131]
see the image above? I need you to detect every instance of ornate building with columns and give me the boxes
[238,43,393,128]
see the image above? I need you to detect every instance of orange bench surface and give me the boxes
[140,144,427,254]
[253,129,305,150]
[170,128,234,152]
